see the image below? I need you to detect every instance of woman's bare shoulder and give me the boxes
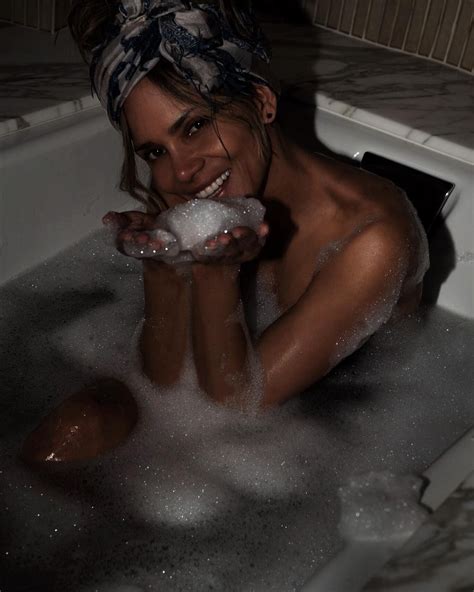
[316,153,402,201]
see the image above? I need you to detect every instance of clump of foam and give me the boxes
[121,198,266,261]
[338,472,428,543]
[93,586,144,592]
[458,251,474,263]
[156,197,265,252]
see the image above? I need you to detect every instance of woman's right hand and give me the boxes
[103,210,181,261]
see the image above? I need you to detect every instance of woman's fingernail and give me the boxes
[102,212,116,225]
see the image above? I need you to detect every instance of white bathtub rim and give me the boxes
[2,88,473,166]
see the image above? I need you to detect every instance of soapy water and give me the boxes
[338,472,428,543]
[122,197,266,260]
[1,230,474,591]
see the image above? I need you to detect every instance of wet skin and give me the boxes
[22,79,426,463]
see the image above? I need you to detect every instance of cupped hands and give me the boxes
[102,210,268,265]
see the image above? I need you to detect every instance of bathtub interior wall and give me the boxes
[0,106,137,285]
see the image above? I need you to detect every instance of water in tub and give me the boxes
[1,212,473,591]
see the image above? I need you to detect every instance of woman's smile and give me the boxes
[194,169,231,199]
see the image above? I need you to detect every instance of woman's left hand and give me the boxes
[192,222,269,264]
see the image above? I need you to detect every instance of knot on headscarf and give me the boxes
[90,0,277,128]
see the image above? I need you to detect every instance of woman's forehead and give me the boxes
[124,77,187,116]
[123,77,195,137]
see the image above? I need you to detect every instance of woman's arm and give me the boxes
[186,220,411,407]
[191,263,250,403]
[140,260,191,385]
[257,221,410,405]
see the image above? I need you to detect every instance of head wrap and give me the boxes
[90,0,279,128]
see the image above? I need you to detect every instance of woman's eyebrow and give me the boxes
[168,108,195,134]
[134,108,196,153]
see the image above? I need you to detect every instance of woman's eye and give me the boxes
[144,147,165,162]
[187,118,208,136]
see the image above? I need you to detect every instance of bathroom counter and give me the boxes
[1,20,473,164]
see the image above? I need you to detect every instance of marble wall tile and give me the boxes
[352,0,372,37]
[340,0,358,33]
[326,1,345,29]
[16,0,42,29]
[432,0,461,61]
[314,0,332,26]
[461,29,474,70]
[54,0,72,30]
[418,0,445,57]
[26,0,39,28]
[404,0,430,53]
[447,1,473,67]
[378,0,400,46]
[0,0,71,33]
[365,0,386,43]
[389,0,414,49]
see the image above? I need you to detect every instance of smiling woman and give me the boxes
[22,0,430,463]
[122,75,274,208]
[121,60,274,209]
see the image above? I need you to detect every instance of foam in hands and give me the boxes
[155,197,266,252]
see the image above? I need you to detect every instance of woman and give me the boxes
[22,0,428,462]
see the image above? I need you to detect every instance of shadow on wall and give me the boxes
[277,92,457,307]
[254,0,308,24]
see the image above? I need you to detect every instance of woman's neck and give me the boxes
[262,126,313,213]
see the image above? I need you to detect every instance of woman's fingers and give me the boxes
[102,210,158,230]
[103,211,269,264]
[120,231,165,258]
[195,226,265,263]
[102,210,181,260]
[121,229,180,259]
[258,221,270,239]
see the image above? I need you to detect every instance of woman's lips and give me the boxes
[195,169,231,199]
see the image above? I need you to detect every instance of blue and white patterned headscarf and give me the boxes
[90,0,278,129]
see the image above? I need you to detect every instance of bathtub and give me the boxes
[0,99,473,591]
[0,105,135,285]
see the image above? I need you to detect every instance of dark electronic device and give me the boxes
[360,152,455,234]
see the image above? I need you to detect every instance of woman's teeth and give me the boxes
[195,170,230,199]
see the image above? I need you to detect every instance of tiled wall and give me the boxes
[0,0,73,34]
[300,0,474,73]
[1,0,473,72]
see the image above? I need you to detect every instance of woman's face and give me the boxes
[123,77,272,208]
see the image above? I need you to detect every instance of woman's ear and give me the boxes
[254,84,278,124]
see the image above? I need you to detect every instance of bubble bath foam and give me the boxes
[1,227,473,592]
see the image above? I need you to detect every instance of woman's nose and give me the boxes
[172,153,205,184]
